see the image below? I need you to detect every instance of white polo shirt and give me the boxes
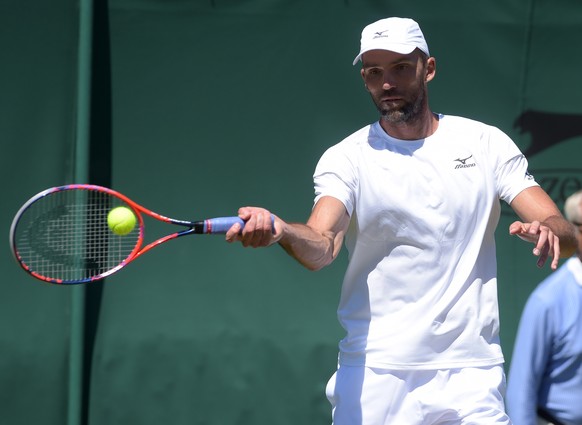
[314,114,538,370]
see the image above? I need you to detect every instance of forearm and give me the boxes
[228,197,349,268]
[510,186,579,265]
[277,222,339,271]
[542,215,577,258]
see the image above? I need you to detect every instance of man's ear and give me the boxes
[360,69,370,91]
[425,57,436,82]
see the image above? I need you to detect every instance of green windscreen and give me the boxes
[1,1,581,424]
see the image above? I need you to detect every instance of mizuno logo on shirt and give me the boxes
[454,155,476,169]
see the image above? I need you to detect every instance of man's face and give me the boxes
[360,49,433,124]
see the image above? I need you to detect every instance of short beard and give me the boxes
[379,85,426,125]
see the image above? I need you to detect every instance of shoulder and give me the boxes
[438,114,508,137]
[334,123,375,148]
[319,123,375,159]
[438,115,523,167]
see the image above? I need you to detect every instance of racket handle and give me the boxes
[203,215,275,234]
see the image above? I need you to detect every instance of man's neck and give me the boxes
[380,110,439,140]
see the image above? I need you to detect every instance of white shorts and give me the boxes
[325,364,511,425]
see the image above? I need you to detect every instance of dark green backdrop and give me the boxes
[2,1,581,424]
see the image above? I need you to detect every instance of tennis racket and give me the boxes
[9,184,274,285]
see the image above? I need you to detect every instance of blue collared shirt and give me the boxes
[507,257,582,425]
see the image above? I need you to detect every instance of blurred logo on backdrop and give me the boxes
[501,109,582,216]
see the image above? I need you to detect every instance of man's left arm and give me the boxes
[509,186,577,269]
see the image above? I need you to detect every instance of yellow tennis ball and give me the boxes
[107,206,136,236]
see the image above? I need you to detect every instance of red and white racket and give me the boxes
[9,184,272,284]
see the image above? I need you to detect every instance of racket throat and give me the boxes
[192,221,207,234]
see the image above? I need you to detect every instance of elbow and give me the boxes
[299,248,337,271]
[301,256,332,272]
[304,263,326,272]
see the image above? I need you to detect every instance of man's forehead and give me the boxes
[361,49,420,65]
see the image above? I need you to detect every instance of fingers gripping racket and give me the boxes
[9,184,273,285]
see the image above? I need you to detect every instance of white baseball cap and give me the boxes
[353,17,430,65]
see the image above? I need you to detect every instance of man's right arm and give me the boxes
[278,196,350,271]
[226,196,350,271]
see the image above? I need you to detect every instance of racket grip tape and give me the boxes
[203,215,275,234]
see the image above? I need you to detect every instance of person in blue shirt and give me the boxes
[507,189,582,425]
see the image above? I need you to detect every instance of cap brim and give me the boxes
[352,44,420,66]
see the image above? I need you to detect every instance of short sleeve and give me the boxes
[486,126,539,203]
[313,144,357,216]
[496,154,539,204]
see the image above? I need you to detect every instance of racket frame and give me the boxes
[10,184,223,284]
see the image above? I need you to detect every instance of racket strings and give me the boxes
[14,189,140,282]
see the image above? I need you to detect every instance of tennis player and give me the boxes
[226,17,577,425]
